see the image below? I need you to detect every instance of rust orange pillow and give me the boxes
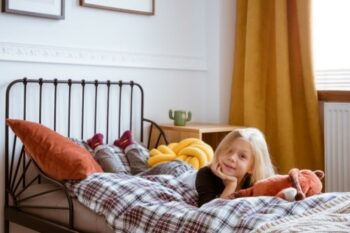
[6,119,103,181]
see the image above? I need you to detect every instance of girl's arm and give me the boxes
[220,181,237,198]
[196,167,224,206]
[210,162,238,199]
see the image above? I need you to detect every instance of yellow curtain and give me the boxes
[229,0,323,173]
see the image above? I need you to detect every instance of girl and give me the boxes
[195,127,276,206]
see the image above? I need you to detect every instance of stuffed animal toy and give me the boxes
[233,168,324,201]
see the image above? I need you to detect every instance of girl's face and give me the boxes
[217,137,254,182]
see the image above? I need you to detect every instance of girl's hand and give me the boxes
[210,162,238,190]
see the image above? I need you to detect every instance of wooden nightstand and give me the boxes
[151,123,242,150]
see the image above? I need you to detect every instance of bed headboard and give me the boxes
[6,78,158,140]
[4,78,167,230]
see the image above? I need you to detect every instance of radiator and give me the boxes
[324,103,350,192]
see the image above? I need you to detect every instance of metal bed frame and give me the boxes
[4,78,168,233]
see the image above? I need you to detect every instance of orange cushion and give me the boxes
[7,119,103,181]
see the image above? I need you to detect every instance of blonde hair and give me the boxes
[213,127,275,185]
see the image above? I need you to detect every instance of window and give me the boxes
[312,0,350,90]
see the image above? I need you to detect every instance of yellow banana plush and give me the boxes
[189,157,200,170]
[176,154,187,161]
[149,148,162,157]
[172,138,202,154]
[168,143,178,150]
[148,153,176,167]
[190,142,214,162]
[157,145,176,156]
[178,146,208,168]
[147,138,214,170]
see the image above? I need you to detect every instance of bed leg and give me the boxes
[4,220,9,233]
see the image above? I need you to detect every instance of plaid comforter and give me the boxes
[66,173,349,233]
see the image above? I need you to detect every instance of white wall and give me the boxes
[0,0,236,232]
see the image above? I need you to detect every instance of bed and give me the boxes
[4,78,169,233]
[4,78,350,233]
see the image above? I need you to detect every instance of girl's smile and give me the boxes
[222,162,236,171]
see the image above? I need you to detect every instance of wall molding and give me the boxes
[0,42,207,71]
